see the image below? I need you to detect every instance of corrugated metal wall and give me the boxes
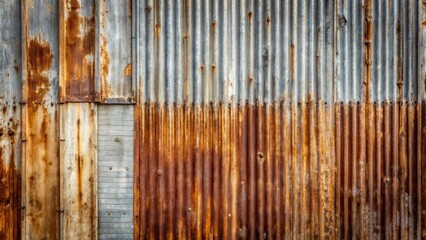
[1,0,426,239]
[134,0,425,239]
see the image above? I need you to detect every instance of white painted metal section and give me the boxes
[98,105,134,239]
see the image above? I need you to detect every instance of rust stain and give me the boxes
[0,122,21,240]
[100,35,111,99]
[156,23,161,35]
[125,64,132,77]
[25,34,60,239]
[422,18,426,28]
[134,102,424,239]
[64,0,95,101]
[248,11,253,22]
[76,118,82,208]
[27,38,53,103]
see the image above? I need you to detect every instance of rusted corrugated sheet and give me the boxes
[22,0,60,238]
[95,0,135,103]
[134,0,424,239]
[0,1,22,239]
[59,0,96,102]
[60,103,97,239]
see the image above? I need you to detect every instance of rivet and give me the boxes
[188,208,192,212]
[109,167,112,170]
[8,129,14,136]
[157,170,163,175]
[115,137,120,142]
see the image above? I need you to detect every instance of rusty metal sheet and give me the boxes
[59,0,96,102]
[0,1,22,239]
[22,0,60,239]
[134,0,424,239]
[60,103,97,239]
[95,0,135,104]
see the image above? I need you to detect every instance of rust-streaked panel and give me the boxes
[0,103,21,240]
[95,0,134,103]
[22,0,60,239]
[135,102,424,239]
[0,0,22,239]
[60,103,97,239]
[60,0,95,102]
[134,0,424,239]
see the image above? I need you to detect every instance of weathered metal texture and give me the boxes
[59,0,96,102]
[60,103,97,239]
[22,0,60,238]
[95,0,135,104]
[134,0,425,239]
[98,105,134,240]
[0,1,22,239]
[420,0,426,237]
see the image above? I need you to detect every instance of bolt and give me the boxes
[339,16,347,28]
[7,129,14,136]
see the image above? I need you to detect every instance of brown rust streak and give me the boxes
[27,38,53,103]
[64,0,95,101]
[0,123,21,240]
[26,37,60,239]
[100,35,111,99]
[134,102,423,239]
[290,45,295,81]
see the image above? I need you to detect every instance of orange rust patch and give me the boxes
[27,38,53,102]
[64,0,95,101]
[290,44,295,80]
[0,154,21,240]
[134,102,424,239]
[125,64,132,77]
[100,35,111,98]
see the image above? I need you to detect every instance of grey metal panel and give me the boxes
[96,0,134,103]
[0,1,22,238]
[98,105,134,239]
[137,0,419,105]
[137,0,336,104]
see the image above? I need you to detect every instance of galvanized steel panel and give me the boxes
[98,105,134,239]
[0,1,22,239]
[22,0,60,239]
[60,103,97,239]
[95,0,135,103]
